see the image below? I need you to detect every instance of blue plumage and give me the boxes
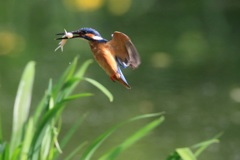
[80,28,101,37]
[117,65,129,86]
[79,28,108,42]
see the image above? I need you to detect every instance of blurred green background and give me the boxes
[0,0,240,159]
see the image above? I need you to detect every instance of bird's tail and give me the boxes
[117,66,131,89]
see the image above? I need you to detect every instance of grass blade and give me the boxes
[10,61,35,154]
[52,57,79,97]
[64,142,87,160]
[100,116,164,160]
[63,93,93,102]
[20,118,34,160]
[192,133,222,157]
[33,79,53,124]
[0,143,9,160]
[63,59,93,97]
[80,113,163,160]
[74,59,93,79]
[176,148,196,160]
[84,78,113,102]
[29,101,65,159]
[60,114,87,149]
[0,116,2,143]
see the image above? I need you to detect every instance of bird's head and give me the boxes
[56,28,107,42]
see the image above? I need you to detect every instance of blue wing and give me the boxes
[116,57,128,69]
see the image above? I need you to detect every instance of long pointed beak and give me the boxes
[55,30,82,40]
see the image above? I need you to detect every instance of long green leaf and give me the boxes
[29,101,65,159]
[10,61,35,154]
[60,114,88,148]
[84,78,113,102]
[20,118,34,160]
[80,113,163,160]
[63,59,93,97]
[52,57,79,98]
[176,148,196,160]
[74,59,93,79]
[33,79,52,124]
[0,143,9,160]
[63,93,93,102]
[192,133,222,157]
[65,142,87,160]
[0,116,2,143]
[100,116,164,160]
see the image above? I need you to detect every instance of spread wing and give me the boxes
[107,31,140,69]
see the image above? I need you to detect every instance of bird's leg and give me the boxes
[110,74,117,82]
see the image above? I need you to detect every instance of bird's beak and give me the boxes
[55,30,82,40]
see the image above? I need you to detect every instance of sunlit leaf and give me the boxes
[176,148,196,160]
[10,61,35,154]
[63,93,93,102]
[40,125,52,160]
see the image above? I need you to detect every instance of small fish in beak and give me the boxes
[55,29,73,52]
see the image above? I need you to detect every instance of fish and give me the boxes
[54,29,73,52]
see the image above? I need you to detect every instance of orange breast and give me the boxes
[89,42,118,76]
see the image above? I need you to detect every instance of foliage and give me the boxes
[0,57,220,160]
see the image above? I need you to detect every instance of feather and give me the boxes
[108,31,141,69]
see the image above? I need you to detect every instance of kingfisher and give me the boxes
[55,28,140,89]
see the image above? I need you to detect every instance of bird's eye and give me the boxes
[81,30,87,34]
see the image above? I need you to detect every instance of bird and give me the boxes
[55,28,140,89]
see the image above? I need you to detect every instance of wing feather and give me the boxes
[108,31,140,69]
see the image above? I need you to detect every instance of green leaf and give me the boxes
[10,61,35,154]
[166,151,181,160]
[63,93,93,102]
[176,148,197,160]
[0,116,2,143]
[84,78,113,102]
[74,59,93,79]
[100,116,164,160]
[61,77,81,91]
[40,125,52,160]
[64,142,87,160]
[0,143,9,160]
[10,145,22,160]
[33,79,53,124]
[52,57,79,97]
[80,113,163,160]
[192,133,222,157]
[20,118,34,160]
[28,101,65,159]
[63,59,93,97]
[60,114,87,148]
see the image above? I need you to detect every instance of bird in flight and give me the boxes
[55,28,140,89]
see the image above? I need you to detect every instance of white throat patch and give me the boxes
[92,35,103,40]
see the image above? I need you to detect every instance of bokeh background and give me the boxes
[0,0,240,159]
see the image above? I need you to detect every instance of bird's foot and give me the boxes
[110,74,117,82]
